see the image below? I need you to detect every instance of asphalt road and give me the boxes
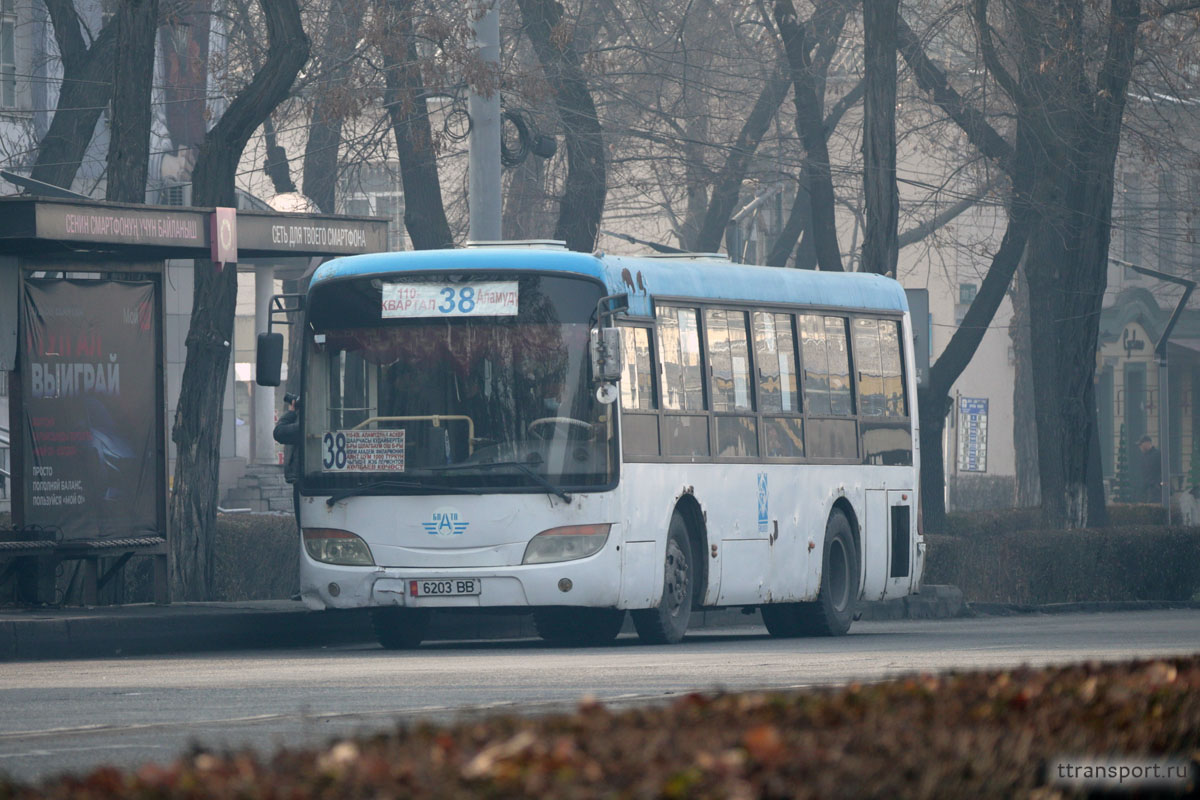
[1,609,1198,785]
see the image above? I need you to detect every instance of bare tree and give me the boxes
[303,0,366,213]
[516,0,607,252]
[105,0,158,202]
[375,0,453,249]
[860,0,898,277]
[170,0,310,600]
[31,1,117,191]
[774,0,845,271]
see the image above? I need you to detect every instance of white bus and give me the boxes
[257,242,924,647]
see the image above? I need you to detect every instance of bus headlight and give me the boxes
[522,524,611,564]
[303,528,375,566]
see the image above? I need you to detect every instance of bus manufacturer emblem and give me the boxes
[422,507,469,537]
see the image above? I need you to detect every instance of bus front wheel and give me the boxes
[631,512,694,644]
[371,607,431,649]
[762,509,858,637]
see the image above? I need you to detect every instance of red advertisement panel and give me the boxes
[21,280,160,540]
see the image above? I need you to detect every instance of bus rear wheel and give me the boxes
[631,512,694,644]
[762,509,858,637]
[533,607,625,646]
[371,607,431,649]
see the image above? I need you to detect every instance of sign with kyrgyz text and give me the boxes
[21,280,161,540]
[381,281,519,318]
[321,429,406,472]
[36,204,205,247]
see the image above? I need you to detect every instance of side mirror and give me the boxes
[256,332,284,386]
[590,327,622,383]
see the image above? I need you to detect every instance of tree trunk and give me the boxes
[917,388,952,532]
[1009,259,1041,507]
[919,203,1032,531]
[105,0,158,203]
[379,0,452,250]
[774,0,842,271]
[680,108,710,251]
[302,0,362,214]
[169,0,309,600]
[1018,0,1139,528]
[502,155,551,240]
[31,0,118,191]
[262,117,296,195]
[517,0,607,253]
[860,0,898,277]
[766,176,812,267]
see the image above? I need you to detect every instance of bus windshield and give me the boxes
[301,273,615,494]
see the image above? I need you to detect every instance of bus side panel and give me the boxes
[901,311,925,594]
[862,489,889,601]
[617,463,716,608]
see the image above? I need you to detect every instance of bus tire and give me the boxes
[533,607,625,645]
[371,607,431,649]
[631,512,694,644]
[762,509,858,637]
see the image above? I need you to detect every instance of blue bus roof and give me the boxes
[310,247,909,317]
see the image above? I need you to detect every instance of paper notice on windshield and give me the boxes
[321,429,406,472]
[382,281,519,318]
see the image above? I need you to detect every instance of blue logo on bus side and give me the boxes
[422,508,469,537]
[757,472,769,534]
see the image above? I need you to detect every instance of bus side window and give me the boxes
[620,327,655,411]
[823,316,854,416]
[755,312,804,458]
[657,306,705,411]
[706,309,756,458]
[852,318,885,416]
[657,306,709,457]
[705,309,752,412]
[799,314,831,415]
[753,312,799,413]
[801,314,855,459]
[879,320,907,417]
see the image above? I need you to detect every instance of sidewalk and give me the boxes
[0,585,967,661]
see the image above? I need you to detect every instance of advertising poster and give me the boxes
[21,280,159,540]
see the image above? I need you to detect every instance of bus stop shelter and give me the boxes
[0,197,388,605]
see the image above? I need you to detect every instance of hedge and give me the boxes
[941,503,1167,539]
[926,525,1200,605]
[210,513,299,601]
[0,511,298,604]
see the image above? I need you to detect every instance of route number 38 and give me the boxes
[322,431,348,470]
[438,286,476,314]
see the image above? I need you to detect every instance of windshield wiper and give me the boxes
[325,479,482,507]
[431,460,573,503]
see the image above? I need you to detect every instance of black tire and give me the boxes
[371,607,431,649]
[632,512,695,644]
[761,509,859,637]
[533,607,625,646]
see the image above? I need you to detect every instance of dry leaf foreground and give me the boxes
[2,656,1198,798]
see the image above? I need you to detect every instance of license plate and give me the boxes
[409,578,480,597]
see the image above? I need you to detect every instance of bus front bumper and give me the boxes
[299,555,625,611]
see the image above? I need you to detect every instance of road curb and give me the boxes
[967,599,1200,616]
[0,584,967,661]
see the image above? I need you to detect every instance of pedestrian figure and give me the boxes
[273,392,302,522]
[1138,435,1161,503]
